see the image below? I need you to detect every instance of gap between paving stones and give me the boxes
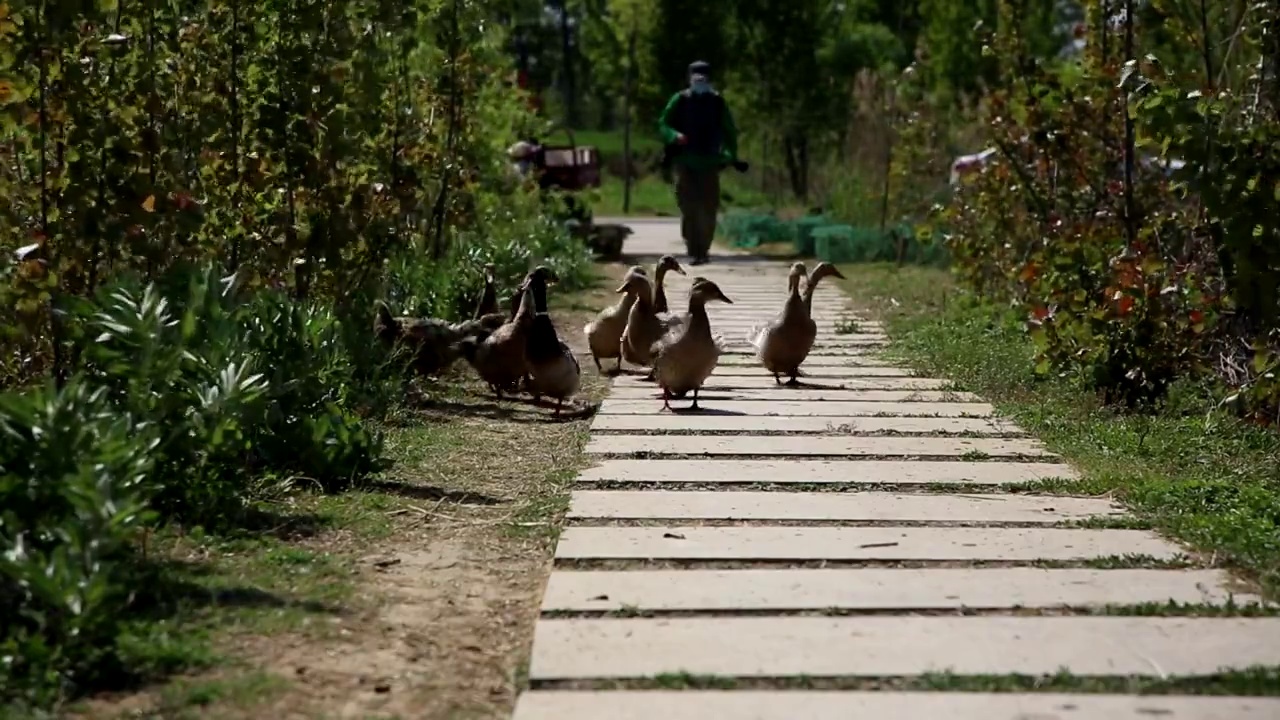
[563,518,1141,530]
[523,675,1280,695]
[569,481,1090,495]
[551,558,1201,572]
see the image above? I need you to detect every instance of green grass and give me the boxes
[563,128,663,157]
[591,175,678,216]
[837,263,1280,596]
[576,128,772,217]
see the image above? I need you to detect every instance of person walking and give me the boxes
[657,60,740,266]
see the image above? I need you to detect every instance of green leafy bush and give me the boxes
[0,381,156,708]
[930,1,1280,420]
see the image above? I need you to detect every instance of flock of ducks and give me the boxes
[373,257,845,415]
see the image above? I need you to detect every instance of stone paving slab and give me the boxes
[565,490,1121,522]
[597,400,995,416]
[719,349,887,357]
[716,355,893,367]
[554,526,1180,561]
[605,388,980,402]
[540,568,1255,612]
[585,435,1054,458]
[590,415,1024,435]
[611,376,951,390]
[711,365,913,376]
[528,616,1280,679]
[720,338,887,349]
[514,691,1280,720]
[577,459,1079,484]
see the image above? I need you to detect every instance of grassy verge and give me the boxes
[66,263,625,720]
[835,263,1280,597]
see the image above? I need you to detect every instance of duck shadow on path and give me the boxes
[665,405,749,416]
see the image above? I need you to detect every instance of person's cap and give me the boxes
[689,60,711,78]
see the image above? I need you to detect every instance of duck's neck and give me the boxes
[529,280,550,316]
[686,297,711,334]
[510,289,527,320]
[653,268,669,305]
[634,284,655,313]
[618,291,638,314]
[802,274,823,316]
[477,278,496,317]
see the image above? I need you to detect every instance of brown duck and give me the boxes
[456,273,537,398]
[620,271,684,374]
[583,265,648,373]
[374,302,506,378]
[650,278,733,411]
[651,254,687,314]
[523,266,580,416]
[474,262,500,319]
[747,261,810,385]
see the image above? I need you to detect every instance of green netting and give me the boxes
[719,210,947,265]
[719,210,791,248]
[791,214,831,256]
[813,223,947,265]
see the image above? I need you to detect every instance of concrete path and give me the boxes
[513,219,1279,718]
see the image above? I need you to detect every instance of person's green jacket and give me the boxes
[657,90,739,171]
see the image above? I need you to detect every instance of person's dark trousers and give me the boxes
[675,165,721,262]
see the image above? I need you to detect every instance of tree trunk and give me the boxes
[622,28,636,214]
[783,134,809,200]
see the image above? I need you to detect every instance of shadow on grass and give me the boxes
[367,479,506,506]
[132,559,348,620]
[230,506,335,541]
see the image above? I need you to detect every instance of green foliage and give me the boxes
[931,0,1280,422]
[0,0,593,709]
[0,0,582,385]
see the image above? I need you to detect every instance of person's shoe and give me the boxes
[690,256,709,266]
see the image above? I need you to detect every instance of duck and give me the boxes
[522,266,580,416]
[456,274,537,398]
[751,261,846,385]
[620,271,684,375]
[746,261,810,385]
[584,265,649,373]
[374,302,506,378]
[474,262,500,319]
[651,254,687,314]
[802,261,847,317]
[650,278,733,411]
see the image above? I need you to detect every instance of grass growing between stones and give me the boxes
[537,666,1280,694]
[836,263,1280,597]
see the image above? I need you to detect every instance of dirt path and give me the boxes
[511,220,1280,719]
